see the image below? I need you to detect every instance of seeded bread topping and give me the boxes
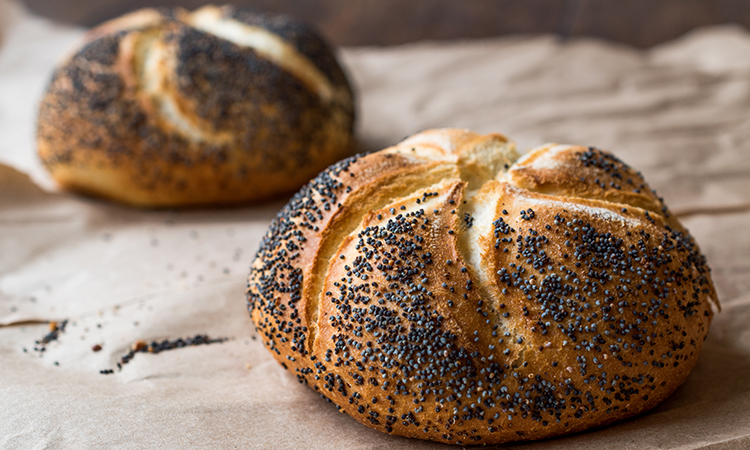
[37,5,355,207]
[247,128,717,445]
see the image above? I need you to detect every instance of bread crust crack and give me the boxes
[247,129,717,445]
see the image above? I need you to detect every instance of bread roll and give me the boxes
[37,5,354,207]
[247,129,718,444]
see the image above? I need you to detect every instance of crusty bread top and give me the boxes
[81,5,352,106]
[51,5,353,146]
[248,129,717,445]
[37,5,355,207]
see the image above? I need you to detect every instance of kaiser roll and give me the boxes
[37,5,354,207]
[247,128,718,445]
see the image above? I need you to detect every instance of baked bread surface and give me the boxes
[37,5,355,207]
[247,129,717,445]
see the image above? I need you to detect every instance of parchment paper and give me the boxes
[2,1,750,448]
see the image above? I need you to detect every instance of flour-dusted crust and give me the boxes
[37,6,354,207]
[247,129,717,445]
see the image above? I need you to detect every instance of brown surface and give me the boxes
[16,0,750,48]
[569,0,750,48]
[20,0,567,45]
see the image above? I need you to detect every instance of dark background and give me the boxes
[20,0,750,47]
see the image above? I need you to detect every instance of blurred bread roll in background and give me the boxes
[37,5,355,207]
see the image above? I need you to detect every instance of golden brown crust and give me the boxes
[37,6,354,208]
[247,129,717,445]
[508,144,668,217]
